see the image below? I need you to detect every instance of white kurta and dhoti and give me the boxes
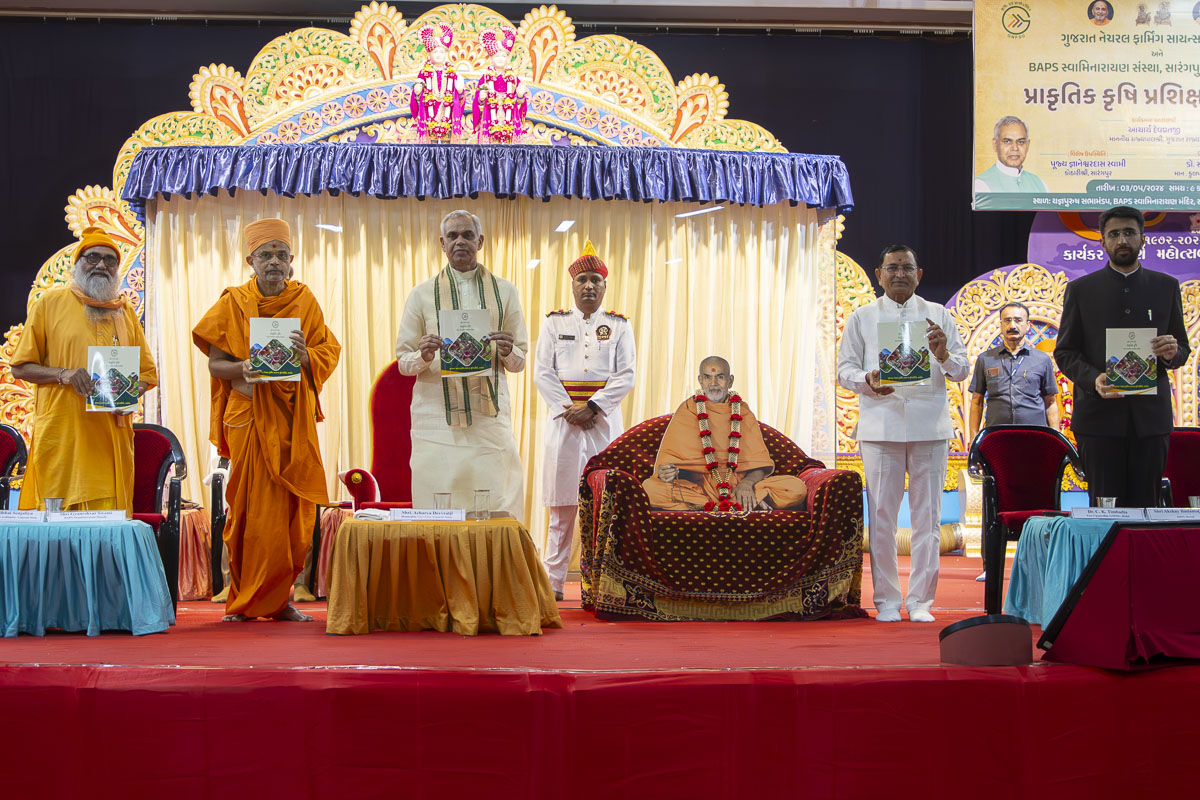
[533,308,636,591]
[396,265,530,521]
[837,294,969,617]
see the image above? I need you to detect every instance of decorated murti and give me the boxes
[410,23,464,142]
[472,27,528,143]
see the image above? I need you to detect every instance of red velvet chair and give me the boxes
[1161,427,1200,508]
[579,414,867,621]
[341,360,415,510]
[133,423,187,608]
[968,424,1084,615]
[0,423,27,510]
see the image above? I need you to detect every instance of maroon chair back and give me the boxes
[368,361,415,503]
[1164,427,1200,507]
[133,425,178,514]
[0,423,26,477]
[973,426,1074,514]
[0,424,27,511]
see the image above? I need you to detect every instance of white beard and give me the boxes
[73,262,120,323]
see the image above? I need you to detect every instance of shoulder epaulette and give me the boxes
[546,309,571,316]
[603,309,628,320]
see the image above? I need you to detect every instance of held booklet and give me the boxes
[86,346,141,412]
[437,309,495,378]
[249,317,302,381]
[877,321,931,386]
[1105,327,1157,396]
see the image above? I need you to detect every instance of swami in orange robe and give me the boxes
[192,219,340,620]
[11,227,157,514]
[643,396,807,511]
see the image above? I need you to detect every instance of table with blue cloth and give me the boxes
[1004,516,1114,627]
[0,520,175,637]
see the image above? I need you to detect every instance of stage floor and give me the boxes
[3,555,1003,670]
[5,556,1200,799]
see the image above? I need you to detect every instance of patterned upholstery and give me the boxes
[1163,427,1200,508]
[969,424,1081,615]
[342,360,414,510]
[580,415,866,621]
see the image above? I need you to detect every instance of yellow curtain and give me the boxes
[145,192,836,548]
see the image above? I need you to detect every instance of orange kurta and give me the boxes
[643,397,806,510]
[192,279,340,618]
[11,288,158,514]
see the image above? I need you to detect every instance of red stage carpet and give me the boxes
[3,556,1199,799]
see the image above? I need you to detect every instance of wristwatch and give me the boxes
[586,400,600,416]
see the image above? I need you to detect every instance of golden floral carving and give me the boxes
[350,1,408,79]
[189,64,252,138]
[518,5,575,84]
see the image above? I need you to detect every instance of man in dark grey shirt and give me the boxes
[967,301,1060,444]
[967,301,1061,581]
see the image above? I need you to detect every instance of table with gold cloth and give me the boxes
[326,518,562,636]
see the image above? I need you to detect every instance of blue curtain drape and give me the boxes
[121,143,853,218]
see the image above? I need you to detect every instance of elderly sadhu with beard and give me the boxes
[10,227,157,514]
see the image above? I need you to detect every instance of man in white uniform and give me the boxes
[837,244,968,623]
[395,210,530,520]
[534,242,636,600]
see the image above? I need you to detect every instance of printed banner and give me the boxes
[975,0,1200,211]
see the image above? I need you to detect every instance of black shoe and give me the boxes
[554,590,564,602]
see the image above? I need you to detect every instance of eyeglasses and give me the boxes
[82,252,118,269]
[880,265,918,275]
[253,249,290,263]
[1103,228,1141,241]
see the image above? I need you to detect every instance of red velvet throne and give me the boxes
[579,415,867,621]
[341,359,415,509]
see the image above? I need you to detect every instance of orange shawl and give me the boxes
[192,278,340,504]
[653,396,774,476]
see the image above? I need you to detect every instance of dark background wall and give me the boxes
[0,18,1034,331]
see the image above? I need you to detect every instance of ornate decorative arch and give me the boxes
[0,2,792,440]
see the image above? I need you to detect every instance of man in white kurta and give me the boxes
[837,245,968,623]
[395,210,530,521]
[533,244,636,598]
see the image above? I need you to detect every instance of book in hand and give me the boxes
[249,317,302,381]
[86,346,141,412]
[877,321,931,386]
[437,309,495,378]
[1105,327,1156,396]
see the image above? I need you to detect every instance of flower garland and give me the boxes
[695,393,744,512]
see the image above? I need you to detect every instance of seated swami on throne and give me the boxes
[643,356,807,512]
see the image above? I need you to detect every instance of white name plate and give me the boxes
[1070,507,1147,521]
[0,510,46,522]
[390,508,467,522]
[46,510,127,522]
[1144,508,1200,523]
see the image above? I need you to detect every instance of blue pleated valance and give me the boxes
[121,143,853,216]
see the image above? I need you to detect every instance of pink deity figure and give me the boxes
[410,23,464,143]
[473,28,529,144]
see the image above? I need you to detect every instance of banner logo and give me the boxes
[1001,2,1031,36]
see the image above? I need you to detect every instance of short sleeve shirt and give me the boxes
[968,344,1058,426]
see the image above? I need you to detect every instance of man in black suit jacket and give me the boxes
[1055,206,1191,507]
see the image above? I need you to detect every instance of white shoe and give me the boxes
[875,608,902,622]
[908,608,936,623]
[975,571,987,582]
